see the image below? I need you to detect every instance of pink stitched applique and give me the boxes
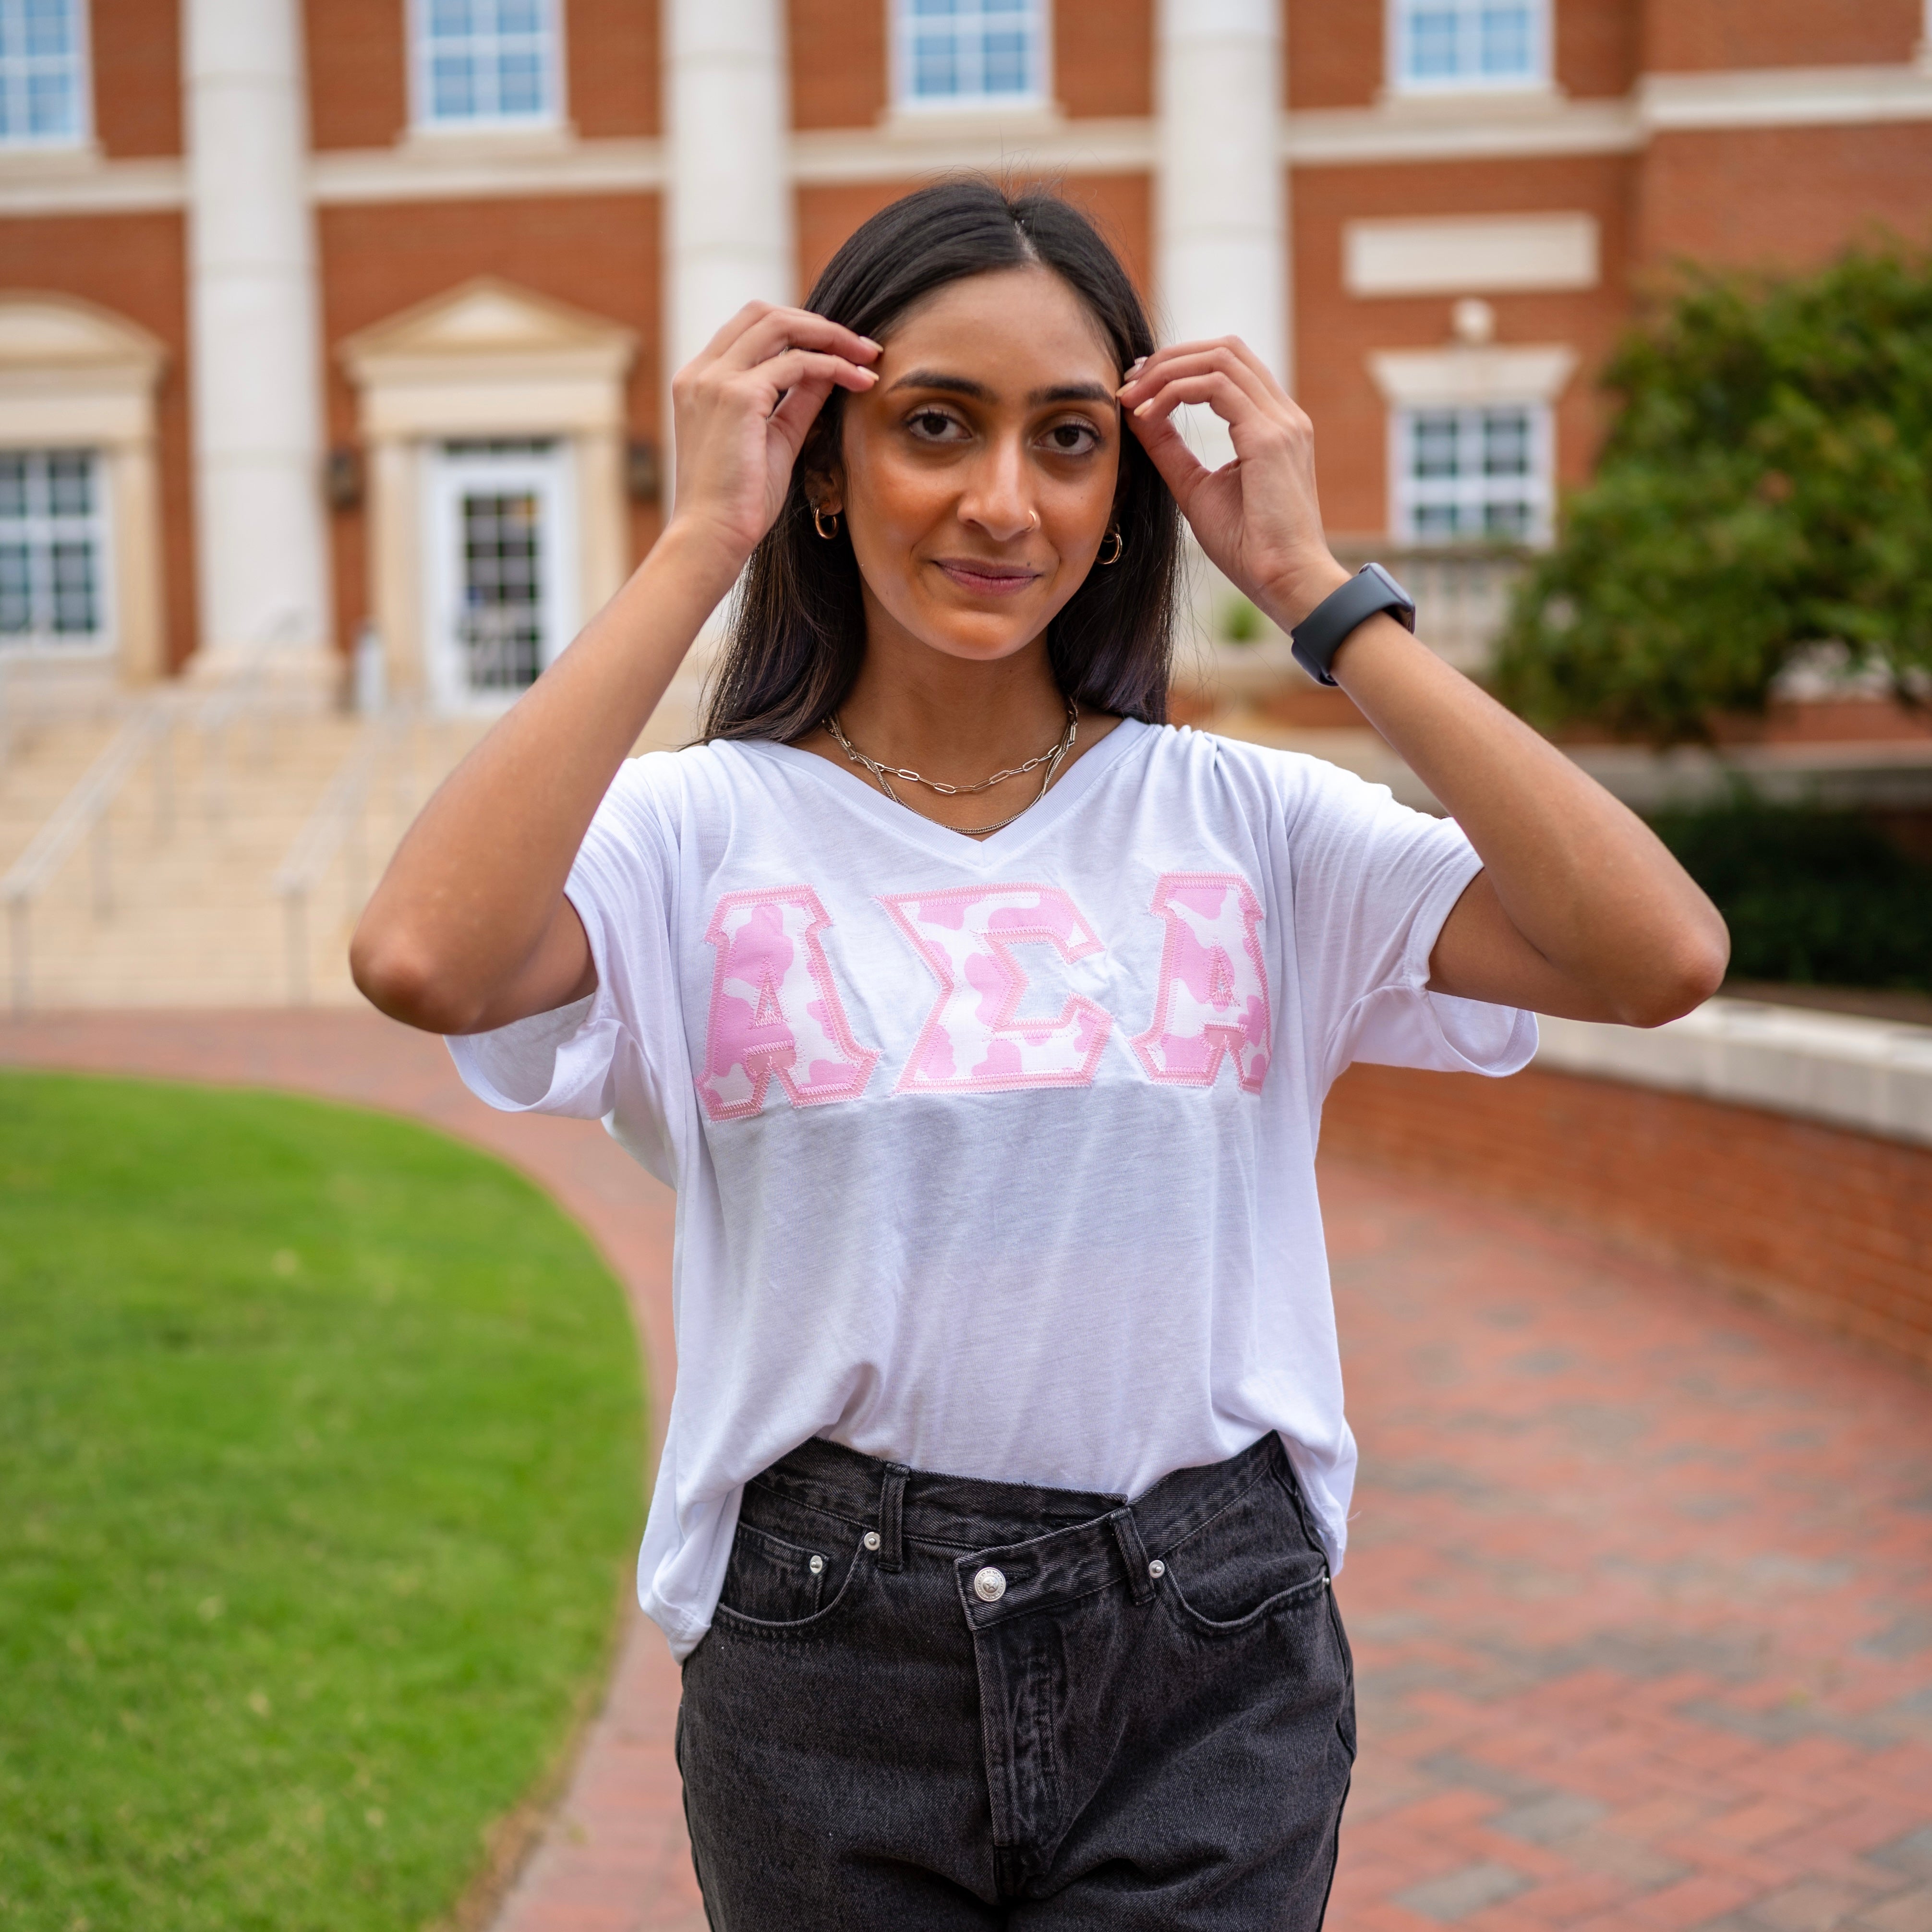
[881,884,1113,1092]
[1130,872,1272,1091]
[696,886,880,1121]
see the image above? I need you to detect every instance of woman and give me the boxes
[353,182,1726,1928]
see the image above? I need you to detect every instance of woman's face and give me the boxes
[823,266,1124,668]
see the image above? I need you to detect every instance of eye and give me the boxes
[905,407,969,443]
[1039,418,1102,456]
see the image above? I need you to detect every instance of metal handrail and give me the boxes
[272,708,409,1005]
[3,701,171,1013]
[0,620,320,1013]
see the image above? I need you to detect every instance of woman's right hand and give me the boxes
[665,302,881,579]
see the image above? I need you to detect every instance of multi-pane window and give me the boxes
[414,0,558,129]
[1394,406,1550,543]
[897,0,1046,109]
[0,451,109,652]
[1392,0,1546,90]
[0,0,87,146]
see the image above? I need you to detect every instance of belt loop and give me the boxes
[877,1463,908,1573]
[1109,1509,1154,1606]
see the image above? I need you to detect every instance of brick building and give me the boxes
[0,0,1928,712]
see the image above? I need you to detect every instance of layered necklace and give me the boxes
[823,698,1079,838]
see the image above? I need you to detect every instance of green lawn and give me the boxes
[0,1071,645,1932]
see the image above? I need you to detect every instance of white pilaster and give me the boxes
[1156,0,1290,423]
[182,0,331,665]
[664,0,794,442]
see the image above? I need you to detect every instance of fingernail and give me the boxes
[1133,399,1153,416]
[1126,356,1146,375]
[859,337,883,354]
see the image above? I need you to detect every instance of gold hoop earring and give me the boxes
[1097,527,1125,567]
[812,506,842,540]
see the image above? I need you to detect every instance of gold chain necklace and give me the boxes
[823,699,1079,837]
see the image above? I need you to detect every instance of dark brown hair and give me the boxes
[703,179,1181,743]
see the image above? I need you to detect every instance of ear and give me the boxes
[805,470,845,518]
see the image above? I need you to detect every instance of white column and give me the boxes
[182,0,331,666]
[1156,0,1290,445]
[664,0,794,451]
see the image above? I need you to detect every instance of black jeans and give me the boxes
[676,1432,1356,1929]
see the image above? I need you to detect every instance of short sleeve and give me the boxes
[444,759,684,1182]
[1282,755,1537,1093]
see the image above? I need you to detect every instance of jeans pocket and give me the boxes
[717,1523,833,1625]
[1163,1467,1331,1633]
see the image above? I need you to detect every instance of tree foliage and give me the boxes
[1490,246,1932,744]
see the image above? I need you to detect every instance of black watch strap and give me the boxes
[1289,562,1417,687]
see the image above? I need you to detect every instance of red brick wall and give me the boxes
[1292,156,1637,535]
[1637,124,1932,272]
[307,0,408,150]
[790,0,886,129]
[797,175,1152,308]
[1321,1062,1932,1368]
[0,214,196,672]
[93,0,181,156]
[789,0,1147,127]
[1641,0,1922,73]
[567,0,658,138]
[317,194,663,653]
[307,0,652,149]
[1288,0,1639,108]
[1057,0,1152,119]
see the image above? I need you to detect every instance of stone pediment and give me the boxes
[0,292,167,375]
[339,277,636,380]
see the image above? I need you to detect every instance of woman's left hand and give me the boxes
[1119,338,1350,630]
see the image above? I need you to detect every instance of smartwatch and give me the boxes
[1289,562,1416,687]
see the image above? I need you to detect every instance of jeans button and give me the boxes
[972,1566,1007,1603]
[863,1531,881,1551]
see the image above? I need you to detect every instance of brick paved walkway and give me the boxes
[4,1010,1929,1932]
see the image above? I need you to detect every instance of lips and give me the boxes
[933,558,1041,596]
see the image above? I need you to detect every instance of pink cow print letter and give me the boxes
[696,887,880,1121]
[882,884,1113,1092]
[1130,872,1272,1092]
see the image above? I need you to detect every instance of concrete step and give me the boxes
[4,712,489,1011]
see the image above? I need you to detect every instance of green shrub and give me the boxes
[1492,246,1932,744]
[1648,798,1932,990]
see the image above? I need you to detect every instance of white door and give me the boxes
[424,440,575,712]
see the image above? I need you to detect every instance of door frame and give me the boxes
[422,439,577,713]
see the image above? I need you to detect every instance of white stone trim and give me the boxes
[0,152,185,214]
[1535,1000,1932,1152]
[1288,95,1640,165]
[1368,343,1578,408]
[792,113,1152,182]
[1637,63,1932,133]
[0,294,169,684]
[313,133,663,204]
[1345,212,1598,297]
[339,278,636,702]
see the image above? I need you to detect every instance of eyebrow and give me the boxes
[885,370,1118,408]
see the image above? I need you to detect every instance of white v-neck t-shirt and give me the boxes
[447,719,1535,1659]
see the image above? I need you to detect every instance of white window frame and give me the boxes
[423,439,575,713]
[1389,402,1553,545]
[891,0,1051,115]
[0,447,116,658]
[0,0,93,150]
[1387,0,1551,96]
[407,0,565,135]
